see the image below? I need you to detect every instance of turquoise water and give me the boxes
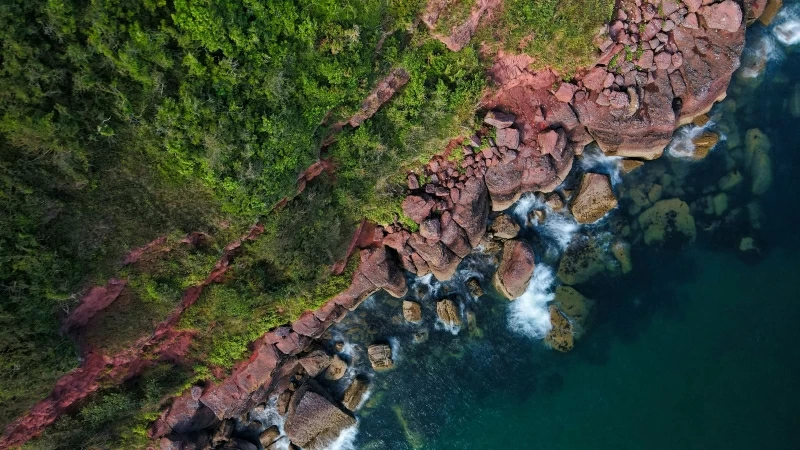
[329,10,800,450]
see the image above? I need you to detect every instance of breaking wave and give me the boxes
[666,122,719,159]
[321,424,359,450]
[774,6,800,46]
[579,144,623,186]
[507,265,556,340]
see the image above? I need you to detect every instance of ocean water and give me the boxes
[324,9,800,450]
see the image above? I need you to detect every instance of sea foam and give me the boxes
[321,424,359,450]
[774,6,800,46]
[507,265,556,340]
[579,144,623,186]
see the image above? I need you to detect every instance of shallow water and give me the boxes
[325,9,800,450]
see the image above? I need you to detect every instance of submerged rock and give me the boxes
[367,344,394,371]
[466,277,484,298]
[259,426,281,448]
[570,173,618,224]
[436,299,462,327]
[638,198,697,248]
[557,234,613,285]
[745,128,772,195]
[402,300,422,324]
[612,240,633,274]
[493,240,536,299]
[544,306,573,352]
[691,131,720,160]
[554,286,593,330]
[620,159,645,174]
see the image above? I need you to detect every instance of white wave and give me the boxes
[355,388,372,411]
[388,337,401,364]
[507,265,556,340]
[666,122,718,159]
[413,273,441,299]
[511,192,543,223]
[321,424,360,450]
[738,32,781,79]
[774,6,800,46]
[535,210,580,254]
[578,144,623,186]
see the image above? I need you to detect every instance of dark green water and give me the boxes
[329,9,800,450]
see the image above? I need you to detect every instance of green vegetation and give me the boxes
[480,0,616,75]
[0,0,615,446]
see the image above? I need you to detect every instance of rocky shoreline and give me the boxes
[0,0,776,449]
[148,1,771,449]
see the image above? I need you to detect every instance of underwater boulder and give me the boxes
[544,306,574,352]
[745,128,772,195]
[570,173,618,224]
[612,240,633,274]
[554,286,594,331]
[691,131,720,160]
[557,234,615,285]
[638,198,697,248]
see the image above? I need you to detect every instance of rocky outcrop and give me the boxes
[402,300,422,323]
[490,214,520,239]
[557,234,614,285]
[493,240,535,299]
[544,306,574,352]
[436,299,462,327]
[348,69,411,127]
[284,384,356,450]
[367,344,395,370]
[342,376,370,411]
[570,173,618,224]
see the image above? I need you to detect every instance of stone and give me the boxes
[259,426,281,448]
[544,306,574,352]
[284,384,356,450]
[342,376,370,411]
[712,192,729,216]
[466,277,484,298]
[452,177,490,247]
[402,195,434,223]
[485,161,522,211]
[545,193,565,210]
[402,300,422,323]
[420,218,442,241]
[436,299,462,327]
[220,438,258,450]
[570,173,618,224]
[557,234,611,285]
[495,128,520,149]
[654,52,672,70]
[368,344,394,370]
[299,350,333,377]
[620,159,645,174]
[493,240,536,299]
[691,131,720,160]
[700,1,743,33]
[684,0,702,13]
[490,214,520,239]
[612,240,633,274]
[647,184,663,203]
[759,0,783,26]
[324,355,347,381]
[554,286,594,329]
[638,198,697,248]
[554,83,578,103]
[211,419,235,447]
[745,128,772,195]
[407,173,420,190]
[484,111,516,128]
[718,170,743,191]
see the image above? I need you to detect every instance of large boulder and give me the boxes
[557,234,613,285]
[284,383,356,450]
[299,350,333,377]
[638,199,697,248]
[407,233,461,281]
[699,1,743,33]
[554,286,593,331]
[544,306,574,352]
[402,300,422,323]
[359,247,407,298]
[436,299,462,327]
[324,355,348,381]
[485,161,523,211]
[570,173,618,224]
[493,240,535,299]
[342,375,370,411]
[367,344,395,370]
[452,176,490,247]
[490,214,520,239]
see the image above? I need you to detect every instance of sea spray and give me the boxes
[578,144,623,186]
[666,121,719,159]
[507,265,556,340]
[774,5,800,46]
[513,193,580,259]
[321,424,360,450]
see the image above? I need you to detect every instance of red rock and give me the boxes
[554,83,577,103]
[684,12,699,28]
[402,195,434,223]
[349,68,410,127]
[420,217,442,241]
[484,110,516,128]
[485,161,523,211]
[700,1,742,33]
[685,0,702,13]
[358,247,407,298]
[292,310,325,338]
[637,50,654,69]
[299,350,333,377]
[407,173,420,190]
[496,127,520,149]
[493,240,535,299]
[452,177,489,247]
[662,0,679,16]
[582,67,607,91]
[440,217,473,258]
[654,52,672,70]
[62,278,127,333]
[407,233,461,281]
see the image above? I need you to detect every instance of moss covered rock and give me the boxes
[638,198,697,248]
